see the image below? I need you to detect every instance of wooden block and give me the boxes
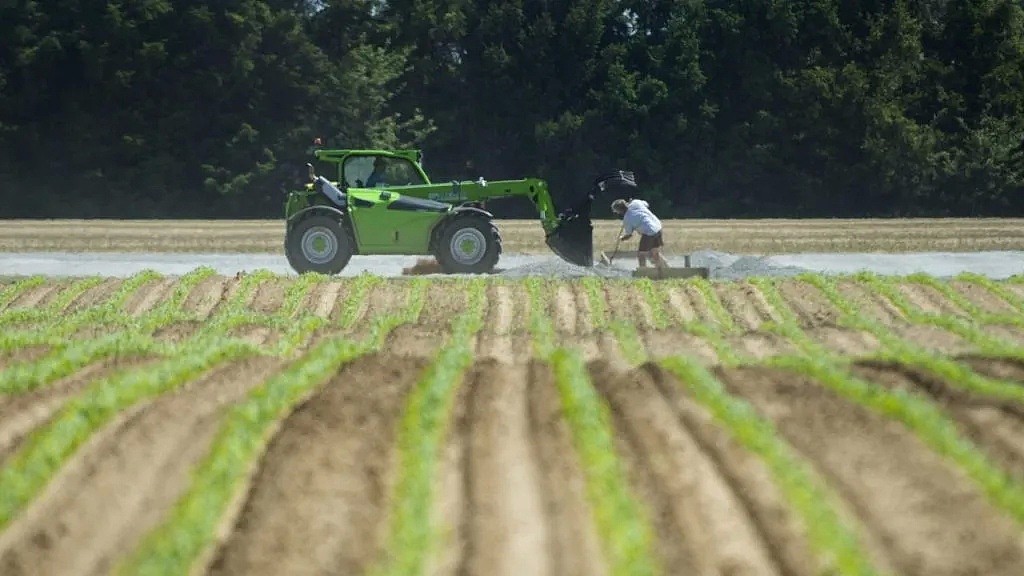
[631,267,710,279]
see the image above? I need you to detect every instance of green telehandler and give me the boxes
[283,147,636,275]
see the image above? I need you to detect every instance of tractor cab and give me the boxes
[313,149,430,189]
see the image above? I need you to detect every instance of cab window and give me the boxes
[343,156,426,188]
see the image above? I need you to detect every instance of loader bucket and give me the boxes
[546,215,593,267]
[544,170,637,267]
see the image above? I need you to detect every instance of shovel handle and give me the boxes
[609,223,624,262]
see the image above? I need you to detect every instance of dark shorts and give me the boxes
[638,231,664,252]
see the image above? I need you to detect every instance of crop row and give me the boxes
[622,276,1024,546]
[1,271,1022,575]
[119,279,429,575]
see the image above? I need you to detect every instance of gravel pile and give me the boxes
[689,250,808,280]
[497,259,633,279]
[496,250,809,280]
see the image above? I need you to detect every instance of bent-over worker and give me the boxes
[611,198,668,270]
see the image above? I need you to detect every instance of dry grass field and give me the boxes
[1,218,1023,254]
[0,270,1023,575]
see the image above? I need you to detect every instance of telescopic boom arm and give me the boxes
[429,176,597,267]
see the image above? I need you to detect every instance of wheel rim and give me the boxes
[301,226,339,264]
[449,227,487,266]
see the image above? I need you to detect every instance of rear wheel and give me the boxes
[435,216,500,274]
[285,214,353,274]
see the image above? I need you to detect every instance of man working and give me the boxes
[611,198,668,269]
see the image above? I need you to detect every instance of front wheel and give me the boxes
[435,216,500,274]
[285,214,354,274]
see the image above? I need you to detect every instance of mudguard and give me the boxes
[286,205,347,225]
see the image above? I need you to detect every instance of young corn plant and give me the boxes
[0,276,105,329]
[524,277,659,576]
[803,274,1024,406]
[119,276,425,576]
[765,274,1024,526]
[659,356,884,576]
[582,276,647,366]
[0,268,192,352]
[907,273,1022,326]
[0,269,262,394]
[0,275,46,312]
[955,272,1024,316]
[373,278,486,576]
[632,278,882,575]
[0,338,259,531]
[858,273,1024,359]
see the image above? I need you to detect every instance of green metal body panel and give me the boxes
[345,189,445,254]
[284,148,562,240]
[283,147,598,269]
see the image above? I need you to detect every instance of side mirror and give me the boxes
[306,163,316,181]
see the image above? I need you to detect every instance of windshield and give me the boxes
[343,156,426,188]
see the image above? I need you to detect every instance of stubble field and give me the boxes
[1,269,1023,575]
[3,218,1024,254]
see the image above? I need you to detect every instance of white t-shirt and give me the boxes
[622,199,662,236]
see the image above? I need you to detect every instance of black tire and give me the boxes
[285,214,354,274]
[435,215,500,274]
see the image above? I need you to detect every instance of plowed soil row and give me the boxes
[713,364,1024,576]
[432,359,607,576]
[206,354,425,576]
[0,357,159,464]
[0,358,283,576]
[853,360,1024,482]
[1,345,1024,574]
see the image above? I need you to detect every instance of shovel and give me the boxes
[598,224,625,266]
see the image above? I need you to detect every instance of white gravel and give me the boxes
[0,250,1020,279]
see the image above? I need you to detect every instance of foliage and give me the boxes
[2,0,1023,217]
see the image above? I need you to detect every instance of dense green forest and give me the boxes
[2,0,1023,219]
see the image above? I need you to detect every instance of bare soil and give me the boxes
[776,279,842,327]
[206,354,426,576]
[661,284,701,324]
[805,326,881,357]
[957,355,1024,383]
[306,280,341,319]
[182,276,231,319]
[152,320,203,344]
[65,278,122,313]
[123,277,177,316]
[0,358,282,576]
[456,360,556,576]
[896,283,970,318]
[385,283,464,357]
[835,280,905,324]
[714,281,781,332]
[590,359,790,576]
[0,357,158,463]
[852,360,1024,483]
[717,366,1024,576]
[249,279,288,316]
[640,330,719,365]
[6,282,62,310]
[950,280,1019,315]
[0,345,52,373]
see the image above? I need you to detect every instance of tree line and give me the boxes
[2,0,1022,219]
